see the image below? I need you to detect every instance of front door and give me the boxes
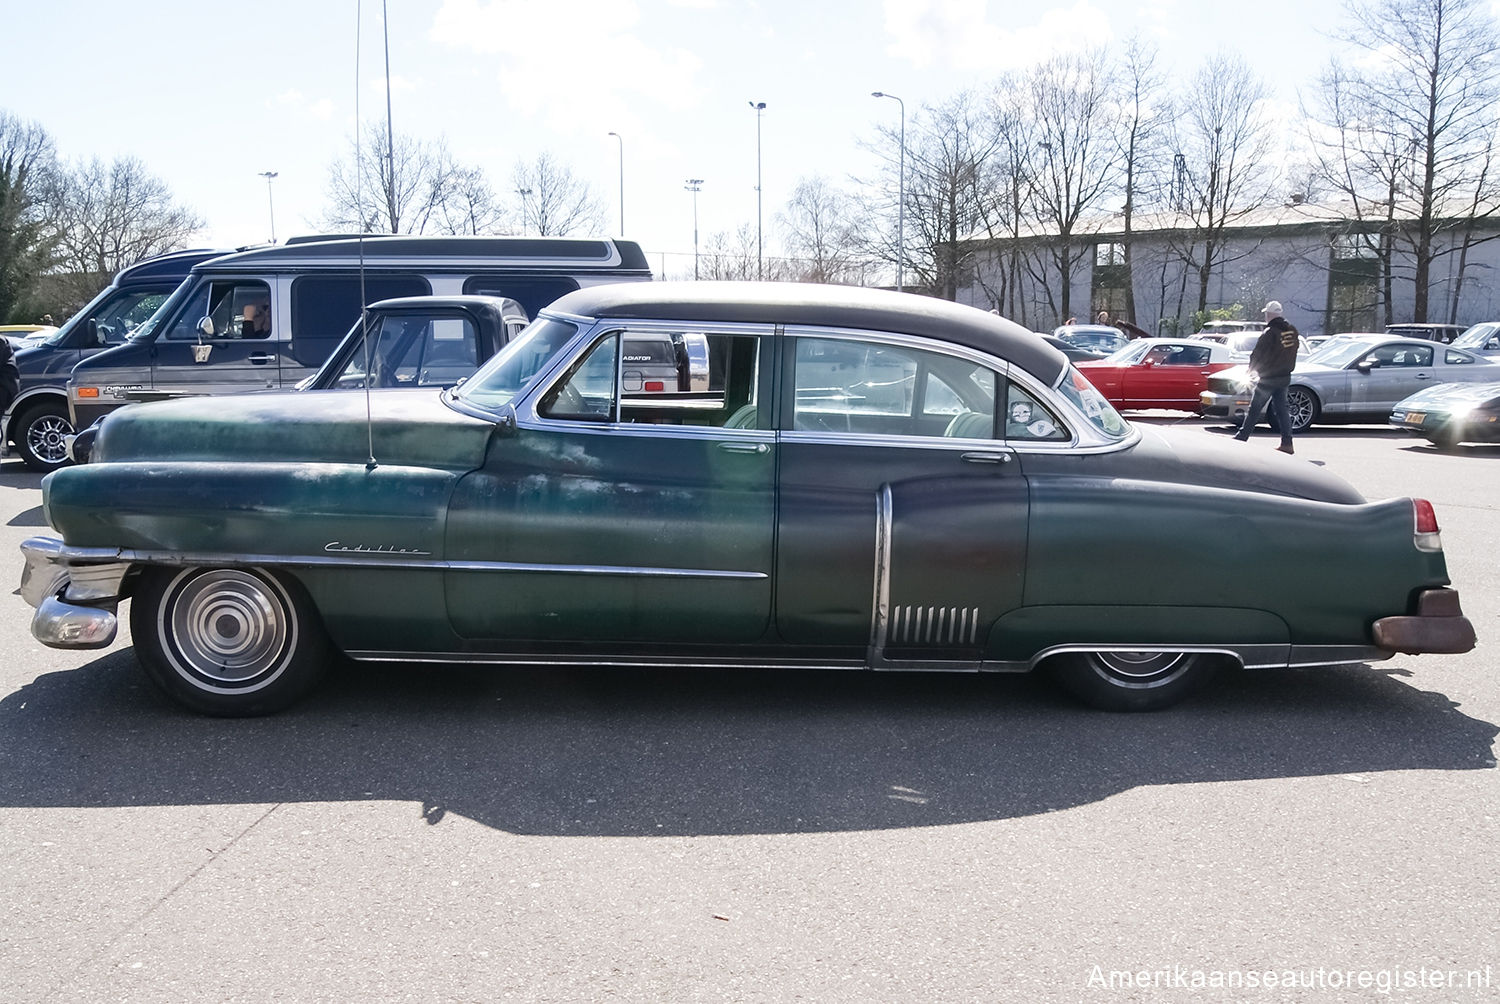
[774,330,1036,666]
[151,277,281,396]
[445,322,776,646]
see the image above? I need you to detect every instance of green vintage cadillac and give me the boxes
[19,283,1476,715]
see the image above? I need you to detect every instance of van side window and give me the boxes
[289,274,430,367]
[164,281,273,341]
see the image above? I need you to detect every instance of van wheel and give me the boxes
[15,400,75,472]
[130,566,331,716]
[1049,651,1222,711]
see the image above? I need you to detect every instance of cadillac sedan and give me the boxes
[19,283,1475,716]
[1201,335,1500,432]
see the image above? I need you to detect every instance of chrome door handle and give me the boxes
[961,452,1013,464]
[249,353,275,364]
[717,441,768,455]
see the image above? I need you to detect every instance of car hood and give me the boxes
[1393,381,1500,411]
[90,389,498,470]
[1117,424,1365,503]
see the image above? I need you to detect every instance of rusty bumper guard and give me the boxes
[1372,588,1477,655]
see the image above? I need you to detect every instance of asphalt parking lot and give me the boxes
[2,418,1496,1002]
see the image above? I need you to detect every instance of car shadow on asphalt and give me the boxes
[1,652,1493,835]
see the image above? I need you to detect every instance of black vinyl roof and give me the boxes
[546,281,1068,383]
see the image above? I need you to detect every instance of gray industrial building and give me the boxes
[954,201,1500,336]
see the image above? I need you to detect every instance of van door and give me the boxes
[150,277,282,397]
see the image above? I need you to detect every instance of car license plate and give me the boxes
[1405,411,1426,423]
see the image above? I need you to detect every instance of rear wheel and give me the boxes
[14,399,75,472]
[1050,650,1222,711]
[1284,387,1319,433]
[1430,423,1464,450]
[130,566,331,716]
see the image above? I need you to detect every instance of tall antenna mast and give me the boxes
[356,0,376,470]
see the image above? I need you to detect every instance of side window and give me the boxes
[462,276,581,320]
[93,291,168,345]
[1445,349,1474,365]
[539,334,618,422]
[1003,380,1069,441]
[164,281,273,341]
[1170,345,1210,366]
[289,274,431,367]
[335,314,479,389]
[792,337,997,439]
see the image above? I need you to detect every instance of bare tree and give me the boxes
[1025,50,1120,320]
[861,90,1002,299]
[0,111,59,321]
[511,153,605,237]
[437,164,509,236]
[777,175,865,283]
[1309,0,1500,322]
[1168,53,1276,314]
[323,123,476,234]
[1114,37,1171,325]
[702,225,764,280]
[51,156,202,306]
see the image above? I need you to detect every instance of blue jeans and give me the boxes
[1234,382,1293,445]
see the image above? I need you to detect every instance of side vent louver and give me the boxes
[890,605,980,646]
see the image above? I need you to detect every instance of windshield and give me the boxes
[1057,366,1131,440]
[1102,342,1149,363]
[450,316,581,411]
[1309,340,1377,368]
[1453,322,1500,350]
[127,276,196,342]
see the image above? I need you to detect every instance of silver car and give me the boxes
[1200,334,1500,432]
[1451,321,1500,357]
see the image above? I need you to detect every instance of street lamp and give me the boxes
[684,179,704,280]
[607,131,624,235]
[257,171,279,243]
[516,188,533,235]
[748,101,766,280]
[871,92,904,292]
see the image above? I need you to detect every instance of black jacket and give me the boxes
[0,337,20,414]
[1248,316,1299,386]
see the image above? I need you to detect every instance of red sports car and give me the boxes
[1076,338,1237,411]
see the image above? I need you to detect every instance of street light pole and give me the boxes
[516,188,532,235]
[257,171,279,243]
[748,101,766,280]
[684,179,704,280]
[607,131,624,235]
[871,92,905,292]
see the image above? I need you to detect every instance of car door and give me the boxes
[444,321,775,646]
[150,277,282,395]
[1128,342,1220,409]
[774,328,1034,667]
[1352,341,1434,414]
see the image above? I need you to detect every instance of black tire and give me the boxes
[1049,650,1223,711]
[130,566,332,716]
[1284,387,1319,433]
[14,399,75,472]
[1430,423,1464,450]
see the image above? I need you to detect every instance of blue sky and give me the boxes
[9,0,1364,275]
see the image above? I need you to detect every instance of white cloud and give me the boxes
[428,0,703,132]
[275,89,336,122]
[883,0,1112,72]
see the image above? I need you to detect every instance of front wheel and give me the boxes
[1049,651,1223,711]
[1284,387,1319,433]
[130,566,332,716]
[14,399,75,472]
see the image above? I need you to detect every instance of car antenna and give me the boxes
[355,0,377,471]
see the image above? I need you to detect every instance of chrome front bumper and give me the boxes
[1199,389,1251,419]
[19,537,131,649]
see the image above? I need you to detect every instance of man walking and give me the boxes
[1233,300,1300,454]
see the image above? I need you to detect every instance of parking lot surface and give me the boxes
[2,419,1496,1002]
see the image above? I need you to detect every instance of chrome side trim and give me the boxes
[867,484,893,664]
[345,651,867,670]
[1025,643,1389,671]
[19,537,765,580]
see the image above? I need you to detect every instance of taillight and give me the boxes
[1413,498,1442,551]
[644,380,665,392]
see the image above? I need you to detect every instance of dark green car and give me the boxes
[19,283,1476,716]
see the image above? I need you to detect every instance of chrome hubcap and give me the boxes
[165,569,293,688]
[27,414,73,464]
[1287,391,1313,429]
[1089,651,1194,689]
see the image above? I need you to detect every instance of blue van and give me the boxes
[2,248,235,471]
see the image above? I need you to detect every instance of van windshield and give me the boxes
[451,316,581,412]
[127,277,195,342]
